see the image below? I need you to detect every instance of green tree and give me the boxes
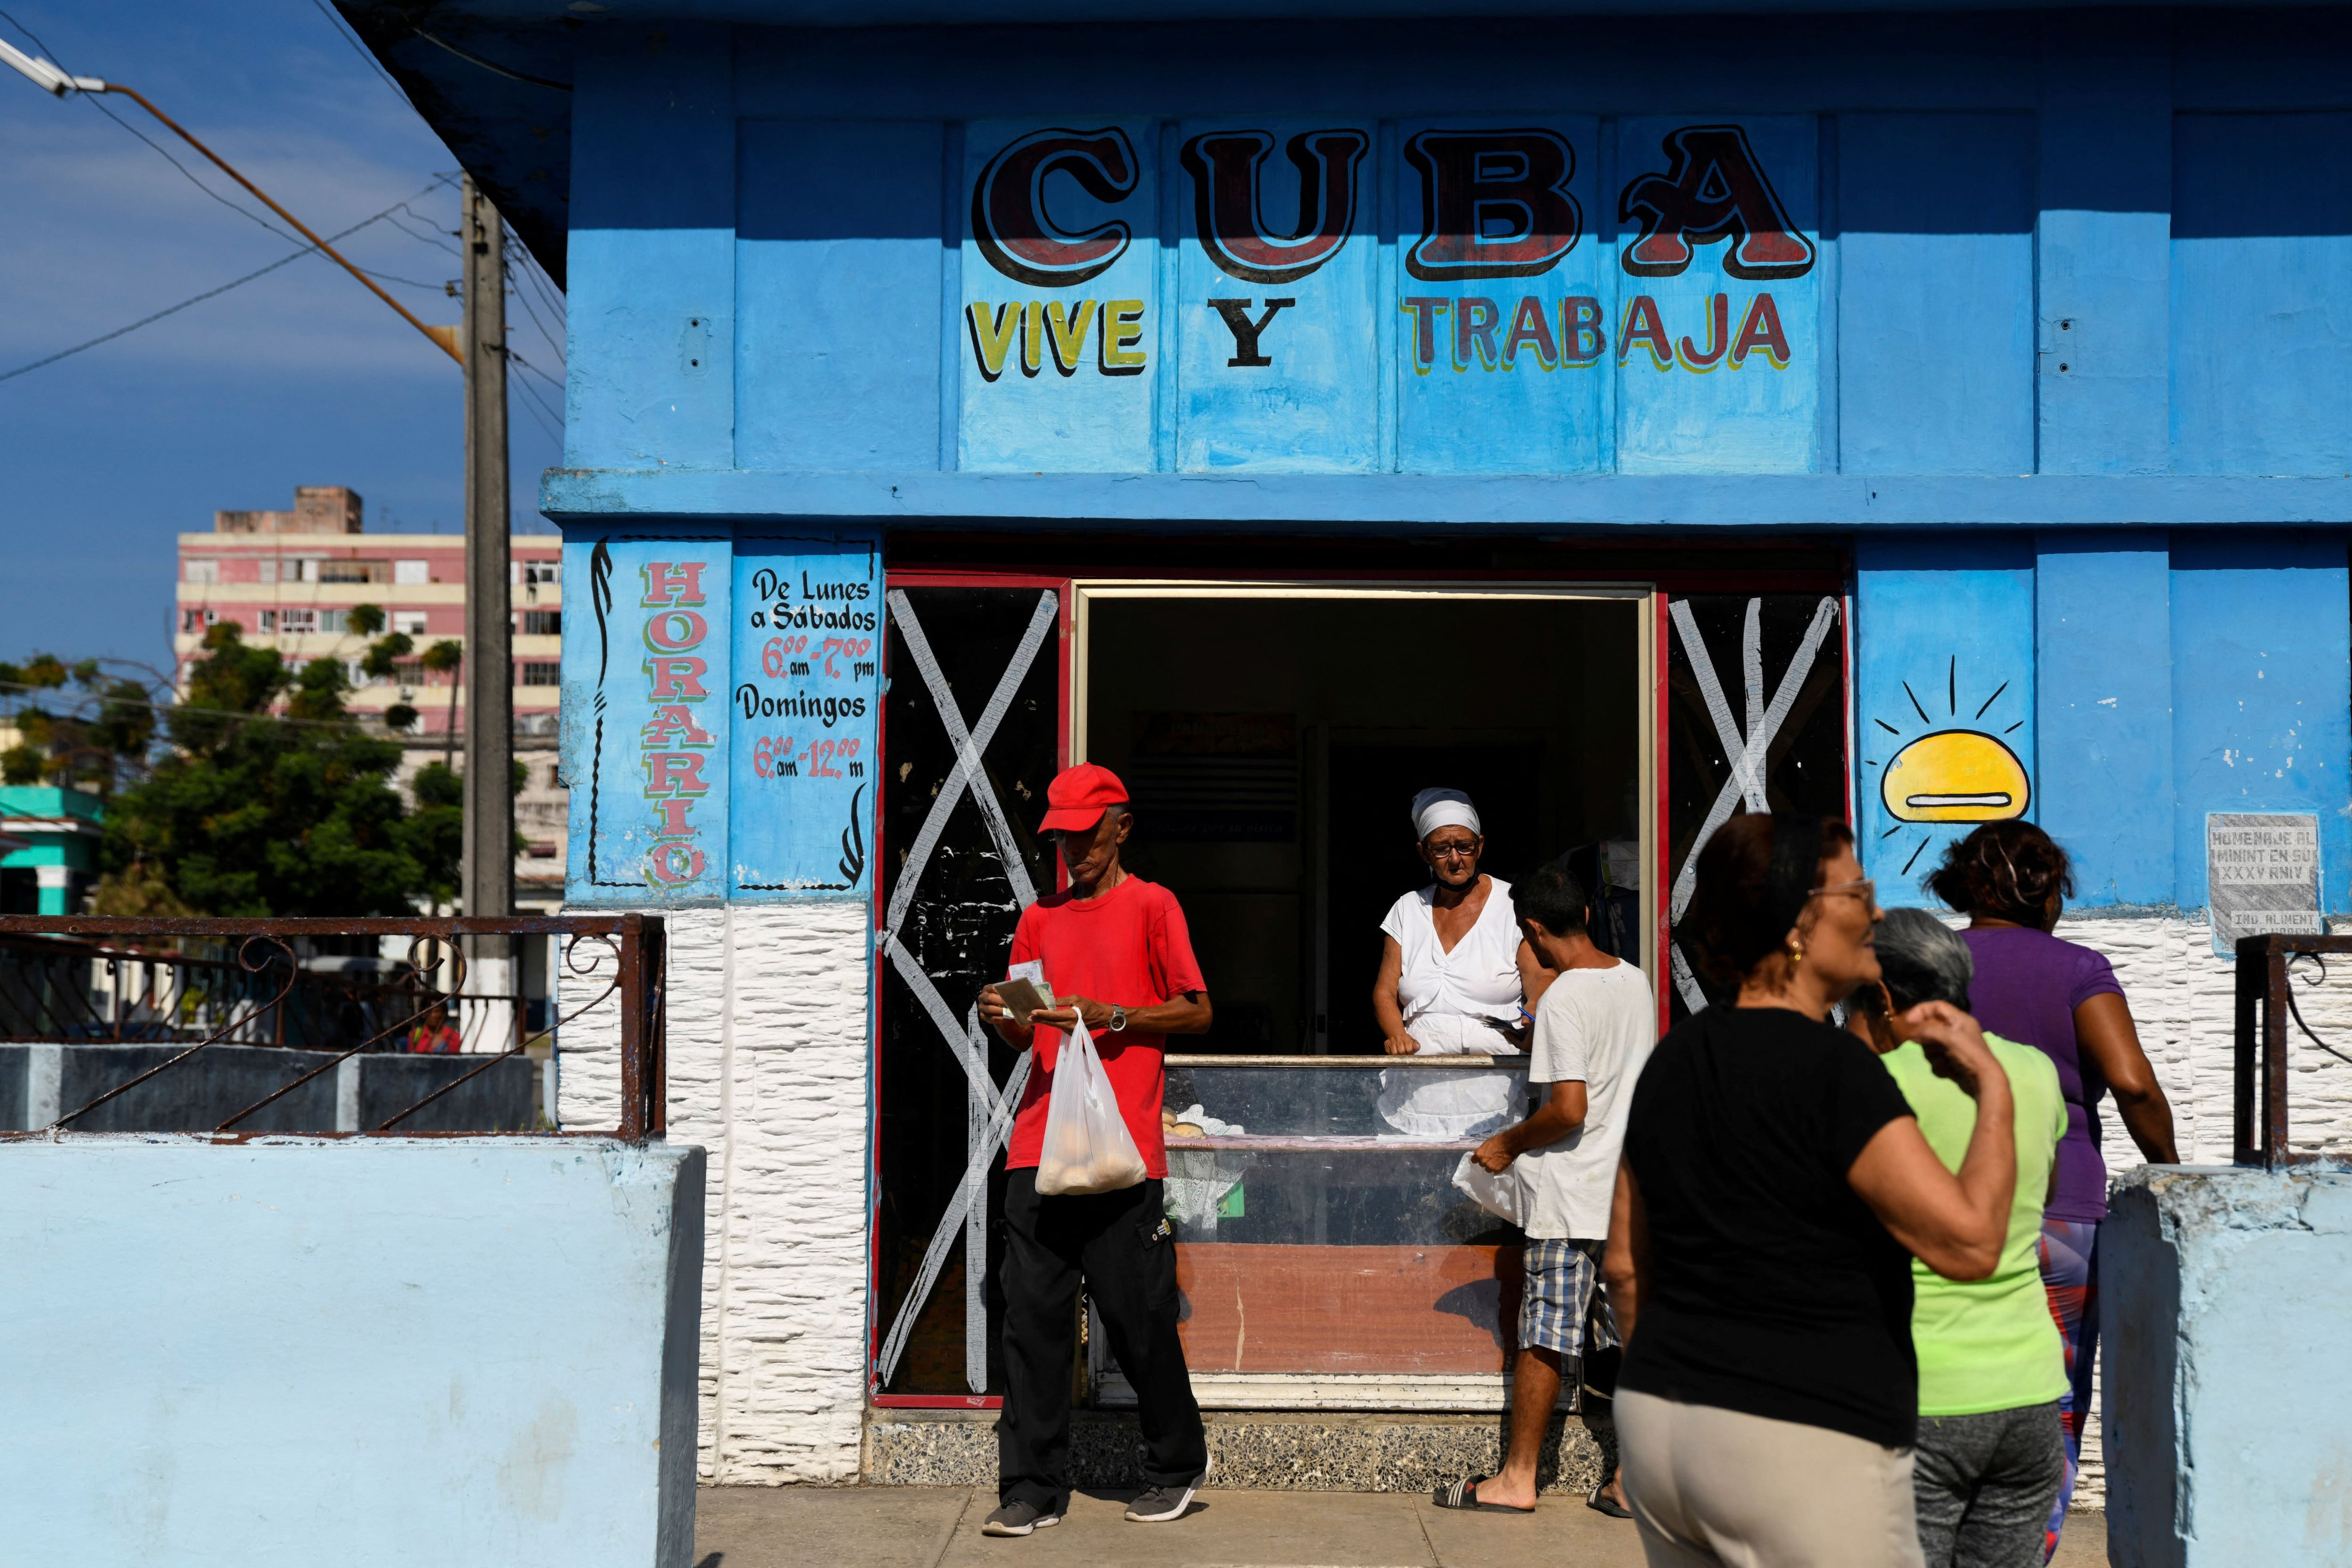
[361,631,413,683]
[284,656,354,723]
[87,679,156,763]
[0,651,160,796]
[349,605,418,726]
[403,760,465,911]
[420,639,463,768]
[99,624,427,916]
[395,760,531,915]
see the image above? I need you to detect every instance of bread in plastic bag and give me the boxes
[1451,1150,1529,1227]
[1034,1014,1147,1196]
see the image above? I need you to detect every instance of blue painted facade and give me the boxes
[353,5,2352,921]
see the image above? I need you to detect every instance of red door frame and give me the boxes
[1649,578,1858,1038]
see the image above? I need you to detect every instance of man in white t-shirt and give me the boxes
[1431,855,1655,1518]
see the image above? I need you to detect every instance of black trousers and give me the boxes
[998,1169,1207,1511]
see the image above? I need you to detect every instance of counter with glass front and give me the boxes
[1089,1052,1537,1411]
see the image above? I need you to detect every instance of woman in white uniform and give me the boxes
[1371,788,1555,1138]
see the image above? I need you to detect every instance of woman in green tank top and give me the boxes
[1847,908,2070,1568]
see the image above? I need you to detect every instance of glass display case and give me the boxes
[1091,1053,1537,1411]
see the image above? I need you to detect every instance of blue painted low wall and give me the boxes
[2105,1165,2352,1567]
[0,1137,703,1567]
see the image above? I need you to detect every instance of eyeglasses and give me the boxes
[1426,841,1481,861]
[1809,877,1876,904]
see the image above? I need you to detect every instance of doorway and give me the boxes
[1077,586,1653,1051]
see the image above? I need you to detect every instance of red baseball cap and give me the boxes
[1038,762,1129,833]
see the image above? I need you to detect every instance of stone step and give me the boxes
[863,1407,1614,1494]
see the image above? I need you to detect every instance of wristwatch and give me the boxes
[1109,1006,1129,1032]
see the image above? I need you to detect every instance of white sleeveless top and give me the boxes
[1381,877,1525,1053]
[1377,877,1526,1139]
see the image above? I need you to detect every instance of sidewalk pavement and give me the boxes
[695,1485,2110,1568]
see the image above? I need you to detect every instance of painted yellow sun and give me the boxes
[1880,730,2030,824]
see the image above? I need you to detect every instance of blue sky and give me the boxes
[0,0,564,677]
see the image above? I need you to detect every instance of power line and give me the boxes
[359,265,453,292]
[505,269,566,371]
[0,676,385,735]
[384,205,461,255]
[0,18,461,364]
[305,0,411,107]
[87,94,305,245]
[510,237,566,318]
[0,10,307,247]
[509,247,566,336]
[505,355,565,442]
[503,342,566,423]
[0,6,55,57]
[505,238,564,328]
[505,346,564,393]
[411,27,572,93]
[0,175,456,384]
[509,380,562,446]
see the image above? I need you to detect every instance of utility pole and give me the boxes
[460,177,515,1021]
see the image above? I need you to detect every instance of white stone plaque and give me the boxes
[2207,811,2323,957]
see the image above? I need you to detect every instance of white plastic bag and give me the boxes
[1034,1014,1146,1196]
[1451,1150,1529,1227]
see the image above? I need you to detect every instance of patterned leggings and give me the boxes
[2035,1218,2101,1563]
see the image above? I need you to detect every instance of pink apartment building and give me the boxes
[174,486,561,738]
[173,486,568,903]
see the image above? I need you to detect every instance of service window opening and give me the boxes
[871,578,1661,1406]
[1077,587,1652,1055]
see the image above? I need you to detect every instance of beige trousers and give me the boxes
[1616,1388,1928,1568]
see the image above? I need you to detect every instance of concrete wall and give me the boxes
[2104,1165,2352,1567]
[560,904,873,1483]
[2052,913,2352,1505]
[0,1136,703,1567]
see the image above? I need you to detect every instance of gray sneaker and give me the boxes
[982,1500,1062,1536]
[1125,1467,1208,1523]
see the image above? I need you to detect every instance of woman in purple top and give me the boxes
[1928,822,2178,1560]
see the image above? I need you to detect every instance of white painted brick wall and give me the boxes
[560,904,872,1486]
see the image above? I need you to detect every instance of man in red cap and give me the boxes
[976,762,1213,1536]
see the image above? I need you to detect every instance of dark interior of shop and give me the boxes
[1085,592,1645,1054]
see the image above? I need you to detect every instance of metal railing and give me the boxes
[2233,932,2352,1170]
[0,914,665,1141]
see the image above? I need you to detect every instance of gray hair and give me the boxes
[1873,907,1974,1013]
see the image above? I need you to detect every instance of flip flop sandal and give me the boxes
[1586,1485,1633,1519]
[1431,1476,1534,1514]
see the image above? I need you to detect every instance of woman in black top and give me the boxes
[1601,815,2017,1568]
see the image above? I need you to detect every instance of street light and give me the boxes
[4,30,518,949]
[0,35,462,364]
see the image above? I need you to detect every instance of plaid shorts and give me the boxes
[1518,1237,1618,1359]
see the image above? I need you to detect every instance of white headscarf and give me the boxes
[1411,787,1481,841]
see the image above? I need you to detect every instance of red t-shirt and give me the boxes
[1003,875,1206,1180]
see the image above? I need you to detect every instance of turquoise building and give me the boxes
[0,785,102,916]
